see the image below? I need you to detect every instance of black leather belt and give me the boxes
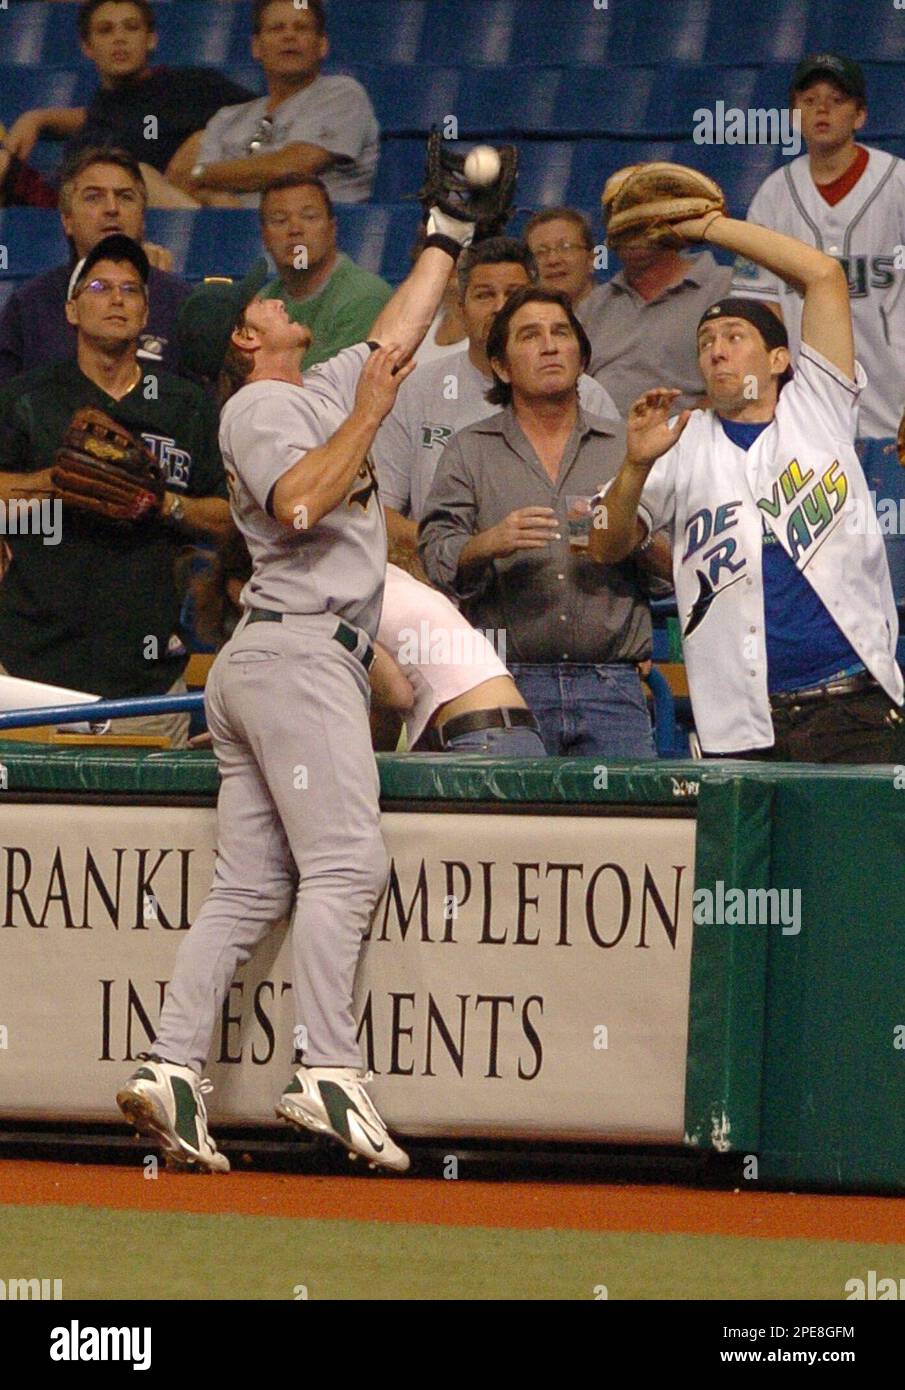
[426,707,539,751]
[245,609,375,670]
[770,669,877,708]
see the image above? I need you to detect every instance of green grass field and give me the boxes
[2,1204,899,1300]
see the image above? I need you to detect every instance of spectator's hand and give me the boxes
[636,659,653,680]
[488,507,560,558]
[626,389,692,471]
[4,112,44,162]
[188,731,213,749]
[142,240,173,272]
[355,345,416,426]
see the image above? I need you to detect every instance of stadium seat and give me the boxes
[0,209,68,280]
[182,210,263,281]
[704,0,812,66]
[604,0,711,66]
[0,68,84,126]
[337,66,463,137]
[562,140,784,220]
[153,2,252,66]
[413,0,515,67]
[1,1,81,66]
[325,1,429,66]
[458,68,563,136]
[371,138,423,203]
[805,0,905,62]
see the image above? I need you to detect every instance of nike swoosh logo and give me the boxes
[318,1080,385,1152]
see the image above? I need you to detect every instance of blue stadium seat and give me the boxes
[562,140,784,220]
[511,0,613,67]
[0,68,84,125]
[371,138,423,202]
[153,2,252,66]
[182,210,264,281]
[458,68,562,135]
[514,143,577,208]
[604,0,710,66]
[805,0,905,62]
[0,209,68,280]
[704,0,811,65]
[326,1,428,65]
[413,0,515,67]
[337,66,462,136]
[334,203,421,284]
[1,1,81,66]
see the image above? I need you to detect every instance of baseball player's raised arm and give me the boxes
[368,248,462,362]
[271,346,415,529]
[690,215,855,380]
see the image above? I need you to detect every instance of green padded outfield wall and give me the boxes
[0,744,901,1188]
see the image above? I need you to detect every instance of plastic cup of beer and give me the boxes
[566,495,594,553]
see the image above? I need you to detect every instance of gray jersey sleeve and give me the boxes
[223,396,309,513]
[305,342,371,415]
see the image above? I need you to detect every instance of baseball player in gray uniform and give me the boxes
[115,141,513,1173]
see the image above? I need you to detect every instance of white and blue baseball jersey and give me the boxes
[601,344,903,753]
[219,343,386,637]
[732,146,905,439]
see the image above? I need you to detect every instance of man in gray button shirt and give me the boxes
[580,232,733,414]
[169,0,379,208]
[419,286,657,759]
[373,236,618,570]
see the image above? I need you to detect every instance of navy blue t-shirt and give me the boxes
[0,262,191,384]
[718,416,864,692]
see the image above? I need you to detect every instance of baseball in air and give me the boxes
[464,145,501,187]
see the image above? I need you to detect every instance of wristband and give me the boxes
[635,526,655,554]
[423,233,464,261]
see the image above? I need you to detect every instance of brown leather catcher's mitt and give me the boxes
[51,407,167,523]
[603,161,726,250]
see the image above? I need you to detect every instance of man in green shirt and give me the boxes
[258,173,393,369]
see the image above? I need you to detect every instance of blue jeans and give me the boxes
[443,724,548,756]
[509,663,655,759]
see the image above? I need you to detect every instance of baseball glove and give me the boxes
[418,130,518,242]
[51,407,167,523]
[604,162,726,250]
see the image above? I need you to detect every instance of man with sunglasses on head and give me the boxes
[168,0,379,209]
[0,234,230,745]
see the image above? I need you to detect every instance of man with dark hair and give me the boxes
[373,238,618,563]
[170,0,378,207]
[257,174,392,369]
[419,286,657,758]
[593,209,905,762]
[3,0,252,207]
[0,233,230,745]
[0,148,191,383]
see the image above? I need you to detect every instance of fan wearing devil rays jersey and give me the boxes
[591,205,905,763]
[731,52,905,442]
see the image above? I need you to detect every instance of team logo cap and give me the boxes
[176,259,271,381]
[790,52,866,102]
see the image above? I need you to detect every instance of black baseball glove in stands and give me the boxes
[418,130,518,241]
[51,407,167,524]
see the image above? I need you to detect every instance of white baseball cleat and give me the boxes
[116,1056,230,1174]
[276,1066,410,1173]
